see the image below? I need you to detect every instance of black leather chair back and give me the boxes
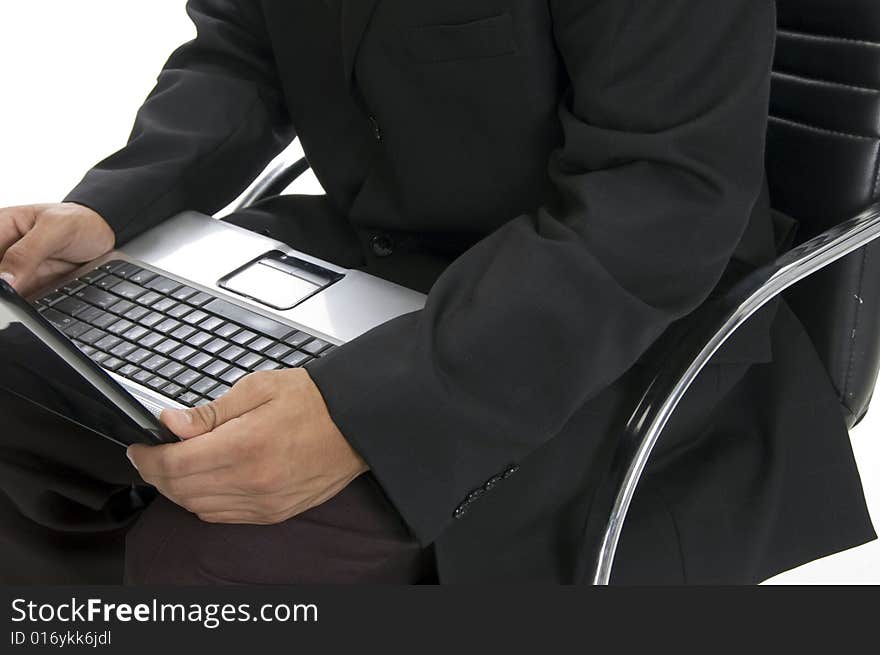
[769,0,880,427]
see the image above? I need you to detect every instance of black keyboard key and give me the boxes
[55,297,89,317]
[204,338,229,355]
[75,286,117,310]
[123,305,150,321]
[61,281,87,295]
[202,298,296,341]
[282,351,312,368]
[118,363,140,378]
[171,325,196,340]
[100,261,127,274]
[208,384,231,400]
[129,269,157,286]
[188,291,213,307]
[110,342,137,359]
[317,345,337,358]
[95,275,123,291]
[302,338,332,356]
[43,308,76,330]
[125,348,153,365]
[133,370,154,385]
[192,378,219,396]
[171,286,198,301]
[141,355,169,372]
[153,298,177,313]
[167,304,193,319]
[214,323,241,339]
[109,299,135,315]
[221,367,247,385]
[186,331,213,348]
[232,330,258,346]
[62,321,91,340]
[249,336,275,353]
[204,360,230,378]
[287,331,314,348]
[162,383,185,398]
[74,342,96,356]
[136,291,163,307]
[138,332,165,349]
[79,269,106,284]
[94,334,122,352]
[112,281,148,301]
[108,319,135,335]
[111,262,143,279]
[90,351,110,365]
[159,362,185,379]
[175,369,202,388]
[178,392,201,407]
[145,376,171,392]
[236,352,264,370]
[219,345,246,362]
[102,357,125,371]
[265,343,292,361]
[170,345,198,362]
[155,339,183,355]
[155,318,181,334]
[186,352,213,369]
[198,316,224,332]
[140,312,164,328]
[146,276,182,295]
[39,290,67,306]
[79,328,108,346]
[122,325,150,342]
[182,309,209,325]
[253,360,284,372]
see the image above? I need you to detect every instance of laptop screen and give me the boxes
[0,280,175,446]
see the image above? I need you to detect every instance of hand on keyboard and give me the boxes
[127,368,369,525]
[0,202,115,295]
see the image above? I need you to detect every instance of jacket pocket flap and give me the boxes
[407,13,517,63]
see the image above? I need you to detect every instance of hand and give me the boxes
[0,202,115,295]
[127,368,369,525]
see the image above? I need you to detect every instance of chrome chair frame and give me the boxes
[232,158,880,586]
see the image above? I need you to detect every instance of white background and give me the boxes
[1,1,877,583]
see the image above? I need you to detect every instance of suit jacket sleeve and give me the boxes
[308,0,776,545]
[64,0,294,245]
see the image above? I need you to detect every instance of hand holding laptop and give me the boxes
[128,367,369,525]
[0,202,115,295]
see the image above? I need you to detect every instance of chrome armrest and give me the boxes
[585,201,880,585]
[225,155,311,214]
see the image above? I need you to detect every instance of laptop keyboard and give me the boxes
[33,260,336,407]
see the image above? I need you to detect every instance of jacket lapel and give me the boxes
[341,0,382,85]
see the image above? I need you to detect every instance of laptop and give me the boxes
[0,211,426,445]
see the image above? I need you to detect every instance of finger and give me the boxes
[0,209,27,260]
[127,420,245,479]
[160,372,276,439]
[0,215,69,292]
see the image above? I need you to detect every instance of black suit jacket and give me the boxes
[66,0,875,582]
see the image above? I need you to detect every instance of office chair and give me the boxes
[223,0,880,585]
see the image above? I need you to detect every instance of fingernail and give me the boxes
[126,448,138,471]
[0,272,15,286]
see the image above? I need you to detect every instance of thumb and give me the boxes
[0,216,67,291]
[160,375,272,439]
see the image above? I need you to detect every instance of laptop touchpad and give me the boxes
[219,251,343,311]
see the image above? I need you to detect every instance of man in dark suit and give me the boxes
[0,0,875,584]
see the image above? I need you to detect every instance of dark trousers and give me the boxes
[0,389,433,584]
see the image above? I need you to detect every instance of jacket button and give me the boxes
[502,464,519,479]
[370,234,394,257]
[369,115,382,142]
